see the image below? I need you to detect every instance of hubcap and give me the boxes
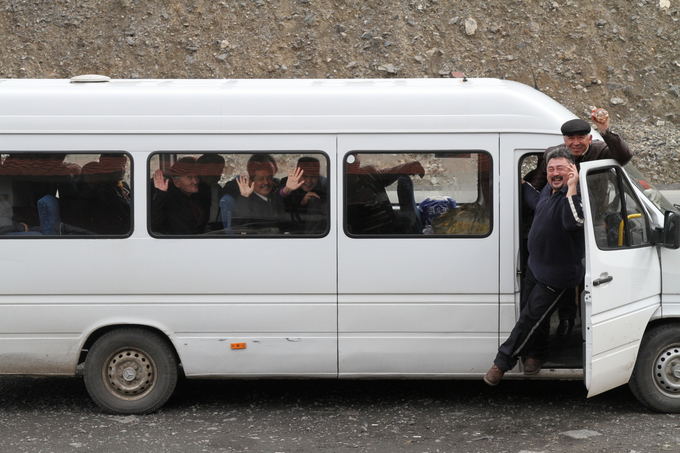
[653,345,680,397]
[103,348,156,400]
[122,367,137,382]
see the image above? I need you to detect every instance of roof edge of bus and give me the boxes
[0,77,577,135]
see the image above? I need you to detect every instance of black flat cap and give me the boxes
[561,119,591,136]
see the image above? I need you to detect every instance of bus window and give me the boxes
[148,152,329,237]
[344,151,492,237]
[0,152,132,237]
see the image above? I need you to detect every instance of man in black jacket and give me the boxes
[527,109,632,336]
[150,157,206,235]
[279,157,328,234]
[485,147,584,385]
[233,157,286,234]
[531,108,632,190]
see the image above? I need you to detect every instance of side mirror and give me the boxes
[663,210,680,249]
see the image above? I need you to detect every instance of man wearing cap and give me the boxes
[526,109,632,336]
[150,156,207,235]
[530,109,632,190]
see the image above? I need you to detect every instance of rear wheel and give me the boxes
[629,324,680,413]
[84,328,178,414]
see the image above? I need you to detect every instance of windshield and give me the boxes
[624,163,678,213]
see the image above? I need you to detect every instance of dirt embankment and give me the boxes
[1,0,679,181]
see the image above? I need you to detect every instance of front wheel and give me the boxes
[629,324,680,413]
[83,328,178,414]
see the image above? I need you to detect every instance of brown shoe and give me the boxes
[523,357,542,375]
[483,364,505,386]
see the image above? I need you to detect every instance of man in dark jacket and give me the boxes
[531,108,632,190]
[485,147,584,385]
[232,157,286,234]
[279,157,328,234]
[150,157,206,235]
[527,109,632,335]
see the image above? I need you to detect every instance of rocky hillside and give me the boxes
[1,0,679,181]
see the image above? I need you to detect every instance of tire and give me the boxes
[83,328,178,414]
[629,324,680,413]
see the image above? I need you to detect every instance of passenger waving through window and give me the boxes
[485,146,584,385]
[150,157,206,235]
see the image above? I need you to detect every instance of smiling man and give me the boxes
[485,146,584,386]
[530,108,632,191]
[233,157,286,234]
[150,157,207,235]
[279,157,328,234]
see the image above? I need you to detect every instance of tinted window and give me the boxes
[344,151,492,236]
[148,152,329,237]
[587,167,650,249]
[0,153,132,237]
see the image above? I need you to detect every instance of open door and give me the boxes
[580,160,661,396]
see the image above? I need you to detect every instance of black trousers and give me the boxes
[494,267,566,372]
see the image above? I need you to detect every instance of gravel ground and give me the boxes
[1,376,679,453]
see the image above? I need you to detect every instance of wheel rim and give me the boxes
[653,344,680,398]
[102,348,156,401]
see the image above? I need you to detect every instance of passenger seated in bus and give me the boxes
[220,154,280,232]
[0,153,81,229]
[279,157,328,234]
[77,155,131,235]
[150,157,206,235]
[345,154,424,234]
[232,157,286,234]
[196,154,226,232]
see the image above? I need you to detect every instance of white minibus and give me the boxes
[0,77,678,414]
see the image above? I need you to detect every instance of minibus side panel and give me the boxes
[661,247,680,314]
[337,134,499,375]
[0,134,338,377]
[579,160,661,396]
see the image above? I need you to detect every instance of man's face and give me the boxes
[302,174,319,192]
[299,163,320,192]
[173,175,200,194]
[546,157,572,191]
[563,134,592,157]
[252,168,274,197]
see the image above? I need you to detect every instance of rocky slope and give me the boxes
[1,0,679,181]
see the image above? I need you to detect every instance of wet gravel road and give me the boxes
[1,376,679,453]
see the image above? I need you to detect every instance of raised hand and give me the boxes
[236,175,254,197]
[407,161,425,178]
[284,167,305,195]
[566,162,579,196]
[590,106,610,133]
[153,168,169,192]
[301,191,321,206]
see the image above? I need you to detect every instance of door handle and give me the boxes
[593,275,613,286]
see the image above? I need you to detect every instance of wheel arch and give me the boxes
[641,317,680,337]
[77,323,183,376]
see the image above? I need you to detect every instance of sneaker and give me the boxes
[523,357,542,375]
[483,364,505,386]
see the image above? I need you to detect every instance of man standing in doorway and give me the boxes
[528,108,632,336]
[485,147,584,385]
